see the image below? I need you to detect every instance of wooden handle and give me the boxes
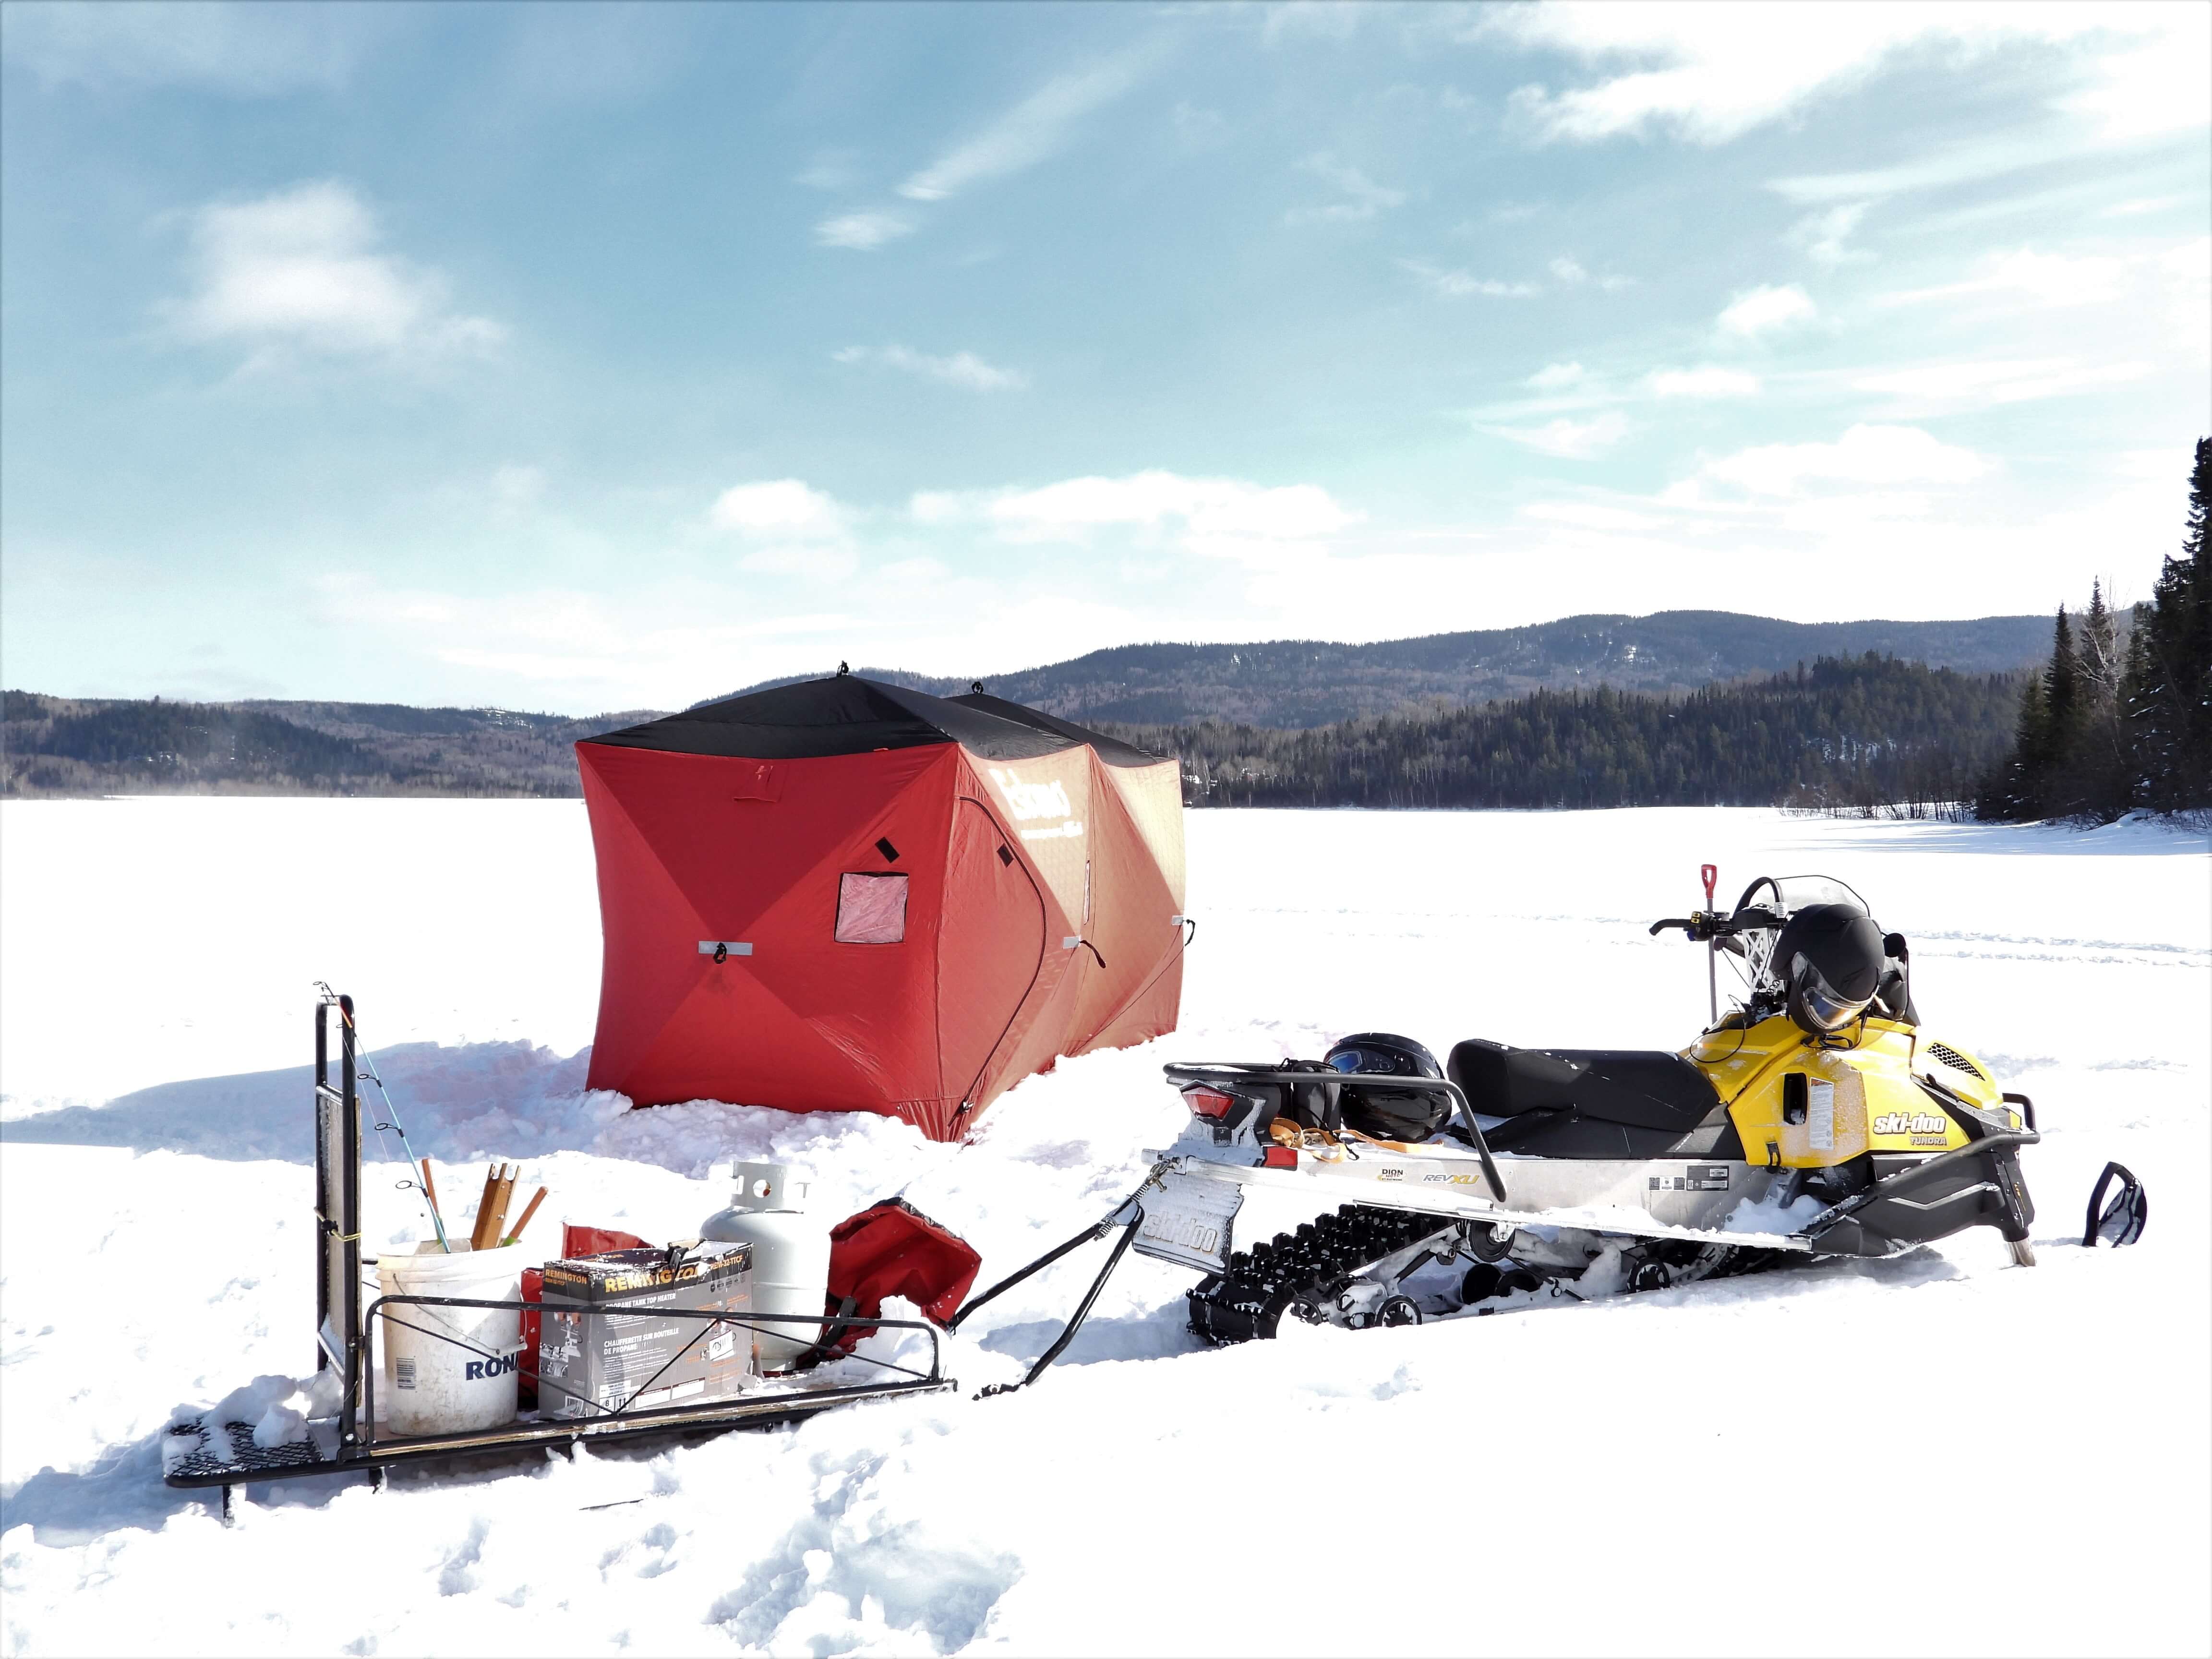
[503,1187,548,1246]
[486,1165,517,1245]
[470,1164,504,1250]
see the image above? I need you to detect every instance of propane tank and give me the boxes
[700,1162,831,1372]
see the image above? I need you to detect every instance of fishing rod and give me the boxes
[318,982,452,1252]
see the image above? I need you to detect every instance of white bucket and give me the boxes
[375,1241,527,1435]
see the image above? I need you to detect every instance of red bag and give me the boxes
[562,1224,649,1257]
[821,1199,983,1353]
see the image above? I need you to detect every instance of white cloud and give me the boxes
[1522,501,1659,531]
[710,480,846,540]
[1400,259,1539,298]
[1696,423,1991,497]
[814,211,914,252]
[1788,202,1871,266]
[996,472,1354,542]
[1851,357,2153,407]
[1480,410,1630,459]
[835,344,1027,392]
[1471,3,2208,148]
[2104,195,2188,219]
[1548,254,1588,285]
[736,543,859,580]
[165,180,502,367]
[1527,361,1586,389]
[1882,246,2128,308]
[0,0,380,93]
[2054,6,2212,141]
[1717,283,1815,337]
[1287,154,1406,225]
[1646,366,1761,398]
[794,151,863,191]
[899,50,1150,203]
[917,470,1359,570]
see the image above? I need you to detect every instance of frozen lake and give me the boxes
[2,801,2206,1655]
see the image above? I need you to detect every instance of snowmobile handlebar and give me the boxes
[1648,905,1786,941]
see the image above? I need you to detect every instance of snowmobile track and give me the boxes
[1187,1203,1448,1344]
[1186,1204,1782,1344]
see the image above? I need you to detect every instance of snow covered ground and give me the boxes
[2,800,2206,1657]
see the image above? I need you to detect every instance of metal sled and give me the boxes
[162,994,954,1521]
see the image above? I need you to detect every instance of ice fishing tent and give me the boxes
[576,674,1187,1140]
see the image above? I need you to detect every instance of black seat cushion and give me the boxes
[1449,1039,1738,1160]
[1449,1041,1718,1130]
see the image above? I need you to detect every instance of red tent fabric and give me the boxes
[577,674,1186,1140]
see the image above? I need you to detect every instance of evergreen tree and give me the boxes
[1985,670,2051,819]
[2120,436,2212,811]
[2069,580,2132,817]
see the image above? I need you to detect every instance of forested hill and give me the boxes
[1096,653,2023,812]
[0,692,654,797]
[722,610,2048,728]
[3,653,2020,809]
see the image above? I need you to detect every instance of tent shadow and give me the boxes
[0,1041,595,1165]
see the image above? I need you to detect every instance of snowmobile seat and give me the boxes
[1447,1040,1741,1160]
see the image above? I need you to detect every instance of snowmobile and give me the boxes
[957,874,2149,1381]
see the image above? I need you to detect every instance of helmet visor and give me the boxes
[1330,1046,1406,1075]
[1792,957,1872,1032]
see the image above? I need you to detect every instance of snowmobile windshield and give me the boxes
[1723,877,1879,1022]
[1758,875,1869,915]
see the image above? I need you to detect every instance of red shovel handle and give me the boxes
[1701,864,1718,908]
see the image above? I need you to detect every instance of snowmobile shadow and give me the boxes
[0,1041,597,1165]
[1573,1245,1970,1319]
[975,1309,1204,1368]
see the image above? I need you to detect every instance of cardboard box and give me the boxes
[536,1242,753,1420]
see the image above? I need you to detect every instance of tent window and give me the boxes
[836,872,909,944]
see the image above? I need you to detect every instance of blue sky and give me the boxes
[3,1,2207,713]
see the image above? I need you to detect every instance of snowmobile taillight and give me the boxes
[1183,1085,1238,1119]
[1261,1146,1298,1169]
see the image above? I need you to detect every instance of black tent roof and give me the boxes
[946,691,1162,768]
[582,674,1145,763]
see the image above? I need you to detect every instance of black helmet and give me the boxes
[1324,1033,1450,1141]
[1771,903,1886,1034]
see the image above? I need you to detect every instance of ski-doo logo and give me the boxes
[988,769,1072,822]
[1873,1111,1949,1136]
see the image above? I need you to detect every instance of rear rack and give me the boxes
[1164,1060,1508,1201]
